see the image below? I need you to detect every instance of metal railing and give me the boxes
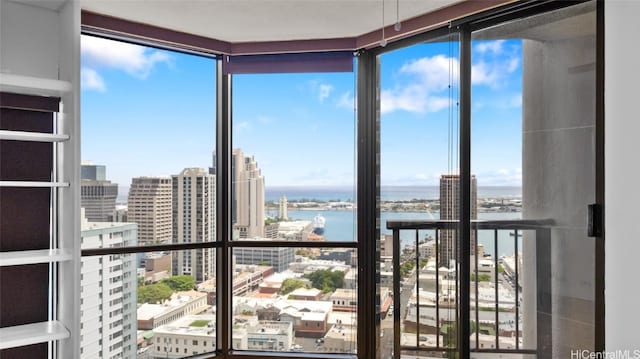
[386,219,553,358]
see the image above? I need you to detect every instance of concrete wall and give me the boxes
[605,1,640,352]
[522,25,597,357]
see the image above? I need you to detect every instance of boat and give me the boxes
[312,214,326,234]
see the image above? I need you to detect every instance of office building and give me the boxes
[80,213,137,359]
[81,163,118,222]
[172,168,216,283]
[232,149,265,238]
[439,174,477,267]
[127,176,172,245]
[81,162,106,181]
[233,246,294,272]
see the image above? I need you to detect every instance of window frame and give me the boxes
[78,1,605,358]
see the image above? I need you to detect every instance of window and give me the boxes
[76,2,600,359]
[230,68,357,354]
[80,34,216,359]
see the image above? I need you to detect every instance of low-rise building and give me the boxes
[289,259,350,275]
[138,290,209,330]
[141,252,172,283]
[234,244,295,272]
[149,314,215,358]
[234,297,333,338]
[277,220,312,241]
[321,323,357,353]
[232,265,274,296]
[330,288,357,312]
[288,287,322,301]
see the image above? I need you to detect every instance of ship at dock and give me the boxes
[312,214,326,235]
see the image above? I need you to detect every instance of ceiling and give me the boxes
[79,0,465,43]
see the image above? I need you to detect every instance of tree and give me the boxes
[304,269,345,293]
[279,278,307,295]
[138,283,173,303]
[161,275,195,291]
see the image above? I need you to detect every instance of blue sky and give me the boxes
[81,35,522,188]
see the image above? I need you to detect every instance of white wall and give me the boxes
[605,1,640,351]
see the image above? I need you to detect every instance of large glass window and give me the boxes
[379,34,461,359]
[229,68,358,354]
[80,35,217,358]
[471,2,597,356]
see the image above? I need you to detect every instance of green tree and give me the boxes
[138,283,173,303]
[161,275,195,291]
[304,269,345,293]
[279,278,308,295]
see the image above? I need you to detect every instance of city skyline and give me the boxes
[81,35,523,189]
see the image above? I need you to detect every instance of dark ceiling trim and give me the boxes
[222,51,354,74]
[230,38,357,56]
[81,0,517,56]
[356,0,517,49]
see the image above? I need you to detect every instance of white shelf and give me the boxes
[0,130,69,142]
[0,73,72,97]
[0,320,70,350]
[0,249,72,267]
[0,181,69,188]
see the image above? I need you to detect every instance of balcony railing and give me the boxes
[386,219,553,358]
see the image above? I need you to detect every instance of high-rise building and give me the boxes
[232,149,265,238]
[81,162,106,181]
[80,211,137,359]
[278,196,288,220]
[81,163,118,222]
[439,174,477,267]
[172,168,216,283]
[233,246,294,272]
[209,150,217,175]
[127,177,173,245]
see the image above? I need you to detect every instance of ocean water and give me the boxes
[275,209,522,257]
[118,185,522,203]
[265,185,521,203]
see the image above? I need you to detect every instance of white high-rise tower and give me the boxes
[279,196,288,220]
[172,168,216,283]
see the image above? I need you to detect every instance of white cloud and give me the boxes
[508,94,522,108]
[477,168,522,186]
[257,116,274,124]
[382,172,443,186]
[475,40,506,55]
[81,35,171,79]
[380,42,521,110]
[337,91,355,110]
[381,54,456,114]
[318,84,334,103]
[234,121,252,132]
[292,169,354,186]
[81,67,106,92]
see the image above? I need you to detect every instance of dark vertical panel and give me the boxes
[458,24,472,359]
[0,94,55,359]
[357,50,379,359]
[594,0,605,351]
[216,58,232,355]
[536,228,553,357]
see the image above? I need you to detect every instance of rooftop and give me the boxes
[152,314,215,337]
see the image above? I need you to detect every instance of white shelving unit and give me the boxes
[1,0,79,356]
[0,321,70,350]
[0,130,70,142]
[0,181,70,188]
[0,249,73,267]
[0,73,72,98]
